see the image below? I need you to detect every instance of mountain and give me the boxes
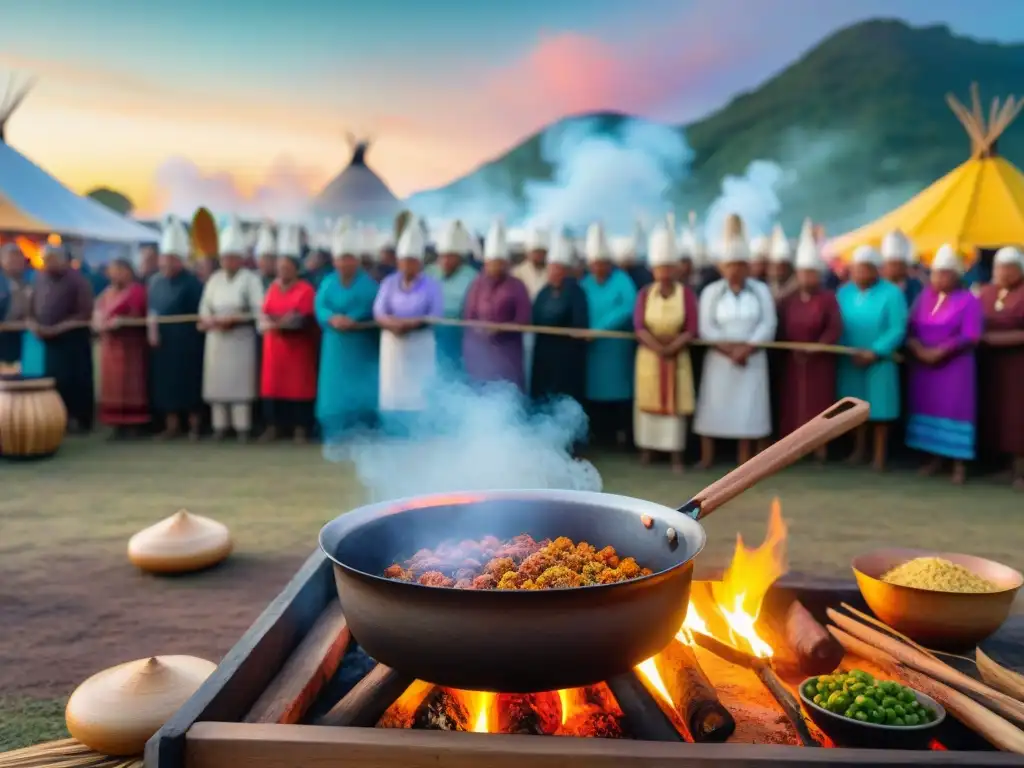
[407,19,1024,235]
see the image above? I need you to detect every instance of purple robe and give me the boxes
[906,286,982,460]
[461,273,532,390]
[372,272,443,320]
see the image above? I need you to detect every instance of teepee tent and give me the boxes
[829,84,1024,266]
[0,75,157,243]
[309,134,402,225]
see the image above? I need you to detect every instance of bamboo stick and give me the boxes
[977,648,1024,703]
[828,625,1024,754]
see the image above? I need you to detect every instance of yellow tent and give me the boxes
[829,85,1024,266]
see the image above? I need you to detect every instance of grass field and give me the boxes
[1,433,1021,752]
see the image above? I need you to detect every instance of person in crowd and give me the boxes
[462,219,532,390]
[76,257,109,297]
[530,232,589,403]
[315,227,380,443]
[194,255,217,284]
[904,245,982,484]
[93,259,149,435]
[376,235,398,281]
[0,243,31,363]
[749,233,770,282]
[513,225,549,389]
[776,219,842,455]
[258,226,318,443]
[426,220,476,374]
[373,217,444,432]
[766,224,796,302]
[693,214,777,467]
[683,213,717,295]
[836,245,907,471]
[978,246,1024,489]
[581,222,638,447]
[254,222,278,290]
[618,220,653,290]
[302,244,332,289]
[198,217,265,441]
[25,243,95,431]
[881,229,923,308]
[138,244,159,284]
[633,224,698,472]
[147,217,205,440]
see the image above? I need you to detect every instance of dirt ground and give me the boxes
[1,433,1022,751]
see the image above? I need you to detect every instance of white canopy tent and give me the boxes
[0,76,157,243]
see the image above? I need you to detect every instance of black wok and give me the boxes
[320,398,869,692]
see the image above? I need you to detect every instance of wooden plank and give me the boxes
[316,664,415,727]
[184,722,1024,768]
[244,600,351,724]
[146,551,334,768]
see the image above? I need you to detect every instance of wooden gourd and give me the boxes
[66,655,216,756]
[128,510,232,574]
[0,376,68,458]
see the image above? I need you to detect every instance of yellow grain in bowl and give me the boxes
[880,557,999,593]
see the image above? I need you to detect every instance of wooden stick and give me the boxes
[315,664,415,728]
[654,639,736,742]
[826,609,1024,724]
[605,671,685,742]
[829,626,1024,754]
[784,600,845,676]
[977,649,1024,703]
[243,601,350,724]
[837,602,941,662]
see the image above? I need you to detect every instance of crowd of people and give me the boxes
[0,211,1022,490]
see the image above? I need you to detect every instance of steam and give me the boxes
[703,161,789,242]
[324,378,601,502]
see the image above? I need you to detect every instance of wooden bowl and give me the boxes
[798,676,945,749]
[852,548,1023,650]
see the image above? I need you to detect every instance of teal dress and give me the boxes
[836,280,908,421]
[314,270,380,441]
[581,268,637,402]
[425,263,476,373]
[20,331,46,376]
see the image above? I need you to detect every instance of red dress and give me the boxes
[260,280,318,401]
[97,282,150,426]
[777,289,842,437]
[978,282,1024,457]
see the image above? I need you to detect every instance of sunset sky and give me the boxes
[3,0,1023,216]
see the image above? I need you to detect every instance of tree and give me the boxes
[86,187,135,216]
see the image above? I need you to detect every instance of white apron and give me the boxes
[379,328,437,412]
[693,280,776,439]
[199,269,264,403]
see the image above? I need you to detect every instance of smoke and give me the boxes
[703,161,790,244]
[324,378,601,502]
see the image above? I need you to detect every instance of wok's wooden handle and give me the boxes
[680,398,870,520]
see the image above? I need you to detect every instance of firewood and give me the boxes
[655,639,736,742]
[411,687,471,731]
[316,664,414,728]
[783,600,844,676]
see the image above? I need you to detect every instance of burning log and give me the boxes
[655,639,736,743]
[412,687,471,731]
[316,664,414,728]
[606,672,684,742]
[783,600,844,676]
[491,692,561,735]
[557,708,624,738]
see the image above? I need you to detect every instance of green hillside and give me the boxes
[413,19,1024,232]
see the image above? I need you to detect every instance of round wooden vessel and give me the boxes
[0,375,68,459]
[128,510,233,574]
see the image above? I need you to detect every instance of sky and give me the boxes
[2,0,1023,216]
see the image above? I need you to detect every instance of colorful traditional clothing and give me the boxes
[893,276,924,308]
[529,278,589,403]
[512,260,547,389]
[148,271,205,416]
[693,279,777,439]
[633,283,698,451]
[777,290,842,436]
[582,268,637,401]
[199,269,265,433]
[425,263,476,372]
[261,279,318,432]
[0,272,30,363]
[904,286,982,460]
[836,280,907,421]
[315,270,380,439]
[96,282,149,426]
[462,273,532,389]
[978,281,1024,458]
[373,272,444,412]
[27,268,95,428]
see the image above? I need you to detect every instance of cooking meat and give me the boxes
[384,534,653,590]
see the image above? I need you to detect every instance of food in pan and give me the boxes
[880,557,999,593]
[383,534,653,589]
[803,670,937,726]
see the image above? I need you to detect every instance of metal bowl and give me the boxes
[798,676,945,749]
[852,548,1023,650]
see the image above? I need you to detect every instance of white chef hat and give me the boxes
[647,225,677,268]
[396,217,426,261]
[218,215,247,256]
[720,214,750,263]
[331,225,361,259]
[524,225,549,252]
[749,234,769,259]
[629,220,647,263]
[994,245,1024,268]
[852,244,882,267]
[436,220,466,255]
[768,223,792,263]
[585,222,611,263]
[881,229,911,263]
[931,244,964,275]
[278,224,301,259]
[548,231,575,266]
[483,218,509,262]
[679,211,705,266]
[793,218,824,271]
[159,215,190,257]
[254,221,277,258]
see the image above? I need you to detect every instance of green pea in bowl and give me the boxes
[798,672,945,749]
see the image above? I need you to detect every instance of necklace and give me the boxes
[931,292,947,316]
